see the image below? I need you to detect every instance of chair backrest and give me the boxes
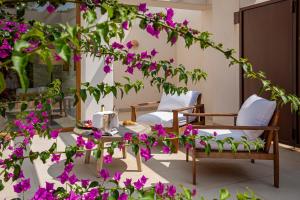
[157,91,201,113]
[236,94,277,140]
[263,106,280,153]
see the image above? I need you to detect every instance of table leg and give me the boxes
[122,143,127,159]
[96,141,104,173]
[136,147,142,172]
[85,136,93,164]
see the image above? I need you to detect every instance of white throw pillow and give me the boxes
[157,91,200,113]
[236,94,276,140]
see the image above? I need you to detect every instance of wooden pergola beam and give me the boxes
[120,0,211,11]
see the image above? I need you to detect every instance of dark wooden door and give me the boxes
[240,0,298,146]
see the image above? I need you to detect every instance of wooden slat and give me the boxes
[195,151,274,160]
[192,125,279,131]
[131,101,160,108]
[184,113,238,117]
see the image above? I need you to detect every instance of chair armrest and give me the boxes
[172,104,204,112]
[130,101,160,122]
[183,113,238,117]
[130,101,160,109]
[192,125,279,131]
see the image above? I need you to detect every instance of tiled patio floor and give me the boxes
[2,132,300,200]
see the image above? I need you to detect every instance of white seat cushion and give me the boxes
[137,111,194,128]
[236,94,276,140]
[195,129,256,151]
[157,91,200,113]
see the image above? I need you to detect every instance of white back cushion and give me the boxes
[157,91,200,112]
[236,94,276,140]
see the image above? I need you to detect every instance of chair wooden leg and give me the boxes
[251,159,255,163]
[122,143,127,159]
[84,136,93,164]
[96,142,104,174]
[136,147,142,172]
[274,132,279,188]
[171,138,179,153]
[192,148,197,185]
[186,147,189,162]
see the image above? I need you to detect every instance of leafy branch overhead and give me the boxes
[1,0,299,111]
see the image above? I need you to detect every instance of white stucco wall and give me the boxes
[81,13,114,120]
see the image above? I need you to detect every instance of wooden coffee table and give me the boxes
[73,122,151,173]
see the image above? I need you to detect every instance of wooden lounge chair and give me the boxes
[131,91,205,152]
[184,94,280,187]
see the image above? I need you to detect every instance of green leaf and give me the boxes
[220,188,231,200]
[0,72,6,94]
[21,102,27,112]
[80,89,87,102]
[14,40,29,51]
[7,102,15,111]
[84,9,97,24]
[89,181,99,188]
[40,151,50,164]
[56,44,71,63]
[12,54,29,89]
[48,143,57,153]
[103,3,114,18]
[0,180,4,191]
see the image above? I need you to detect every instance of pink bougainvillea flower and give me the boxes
[58,172,69,184]
[80,3,88,12]
[149,62,157,71]
[103,154,112,164]
[113,171,122,182]
[126,41,133,49]
[167,185,177,198]
[36,102,43,110]
[155,182,165,196]
[146,25,160,38]
[46,182,54,192]
[162,145,171,154]
[103,65,112,73]
[139,133,148,142]
[199,140,206,146]
[151,49,158,57]
[13,178,30,193]
[122,21,129,30]
[54,53,62,61]
[133,179,144,190]
[13,147,24,158]
[85,140,95,150]
[140,147,152,161]
[140,51,148,59]
[138,3,147,13]
[50,129,60,139]
[192,129,198,135]
[93,130,102,139]
[76,135,85,147]
[102,192,109,200]
[213,131,218,136]
[192,188,197,196]
[136,62,143,70]
[81,179,90,188]
[65,163,74,173]
[68,174,79,184]
[183,19,189,26]
[74,54,81,62]
[171,36,178,45]
[126,66,134,74]
[112,42,124,49]
[123,132,132,141]
[0,50,9,59]
[166,8,174,21]
[99,169,110,181]
[51,153,61,163]
[46,4,56,14]
[124,178,132,187]
[118,193,128,200]
[140,175,148,184]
